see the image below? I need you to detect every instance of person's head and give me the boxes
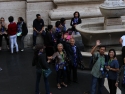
[60,18,66,25]
[48,25,53,31]
[108,49,116,59]
[74,11,80,18]
[67,28,72,35]
[18,17,24,23]
[36,14,41,20]
[1,17,5,23]
[35,45,45,54]
[70,38,75,46]
[57,43,63,52]
[8,16,14,23]
[98,46,106,55]
[55,21,62,28]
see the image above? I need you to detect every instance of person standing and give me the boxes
[66,38,82,83]
[116,61,125,94]
[106,49,119,94]
[17,17,28,52]
[33,14,44,49]
[48,43,67,89]
[33,45,52,94]
[8,16,18,54]
[0,17,9,50]
[120,35,125,65]
[70,11,82,35]
[90,40,106,94]
[44,25,56,57]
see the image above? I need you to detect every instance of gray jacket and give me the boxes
[116,65,125,89]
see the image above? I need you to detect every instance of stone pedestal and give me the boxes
[104,17,124,29]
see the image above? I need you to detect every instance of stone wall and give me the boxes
[0,0,109,48]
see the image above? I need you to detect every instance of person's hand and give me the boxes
[107,66,110,69]
[47,60,51,63]
[4,32,7,34]
[39,31,43,34]
[115,82,118,87]
[48,56,52,60]
[96,40,101,46]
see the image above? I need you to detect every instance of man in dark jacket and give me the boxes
[33,14,45,49]
[66,38,82,83]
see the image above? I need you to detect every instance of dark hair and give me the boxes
[45,25,53,33]
[99,46,106,50]
[60,18,66,24]
[36,14,40,18]
[108,49,116,58]
[73,11,80,18]
[55,21,61,27]
[1,17,4,20]
[8,16,14,22]
[18,17,24,22]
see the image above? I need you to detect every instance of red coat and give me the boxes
[8,22,17,35]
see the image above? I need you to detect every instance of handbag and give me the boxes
[42,68,52,78]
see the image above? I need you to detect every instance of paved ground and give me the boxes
[0,49,109,94]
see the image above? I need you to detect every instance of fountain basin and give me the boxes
[76,22,125,47]
[99,5,125,17]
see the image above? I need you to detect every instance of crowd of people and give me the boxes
[0,11,125,94]
[0,16,28,53]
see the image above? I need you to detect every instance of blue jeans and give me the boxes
[35,69,50,94]
[91,75,105,94]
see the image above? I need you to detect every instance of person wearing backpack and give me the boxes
[32,45,52,94]
[90,40,107,94]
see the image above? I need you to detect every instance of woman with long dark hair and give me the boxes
[33,45,52,94]
[106,49,119,94]
[17,17,28,51]
[70,11,82,35]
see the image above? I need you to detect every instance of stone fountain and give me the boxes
[76,0,125,67]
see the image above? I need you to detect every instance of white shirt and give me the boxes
[121,35,125,46]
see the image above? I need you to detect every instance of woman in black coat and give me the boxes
[70,11,82,35]
[17,17,28,51]
[33,45,52,94]
[44,25,56,56]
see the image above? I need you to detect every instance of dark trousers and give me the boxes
[90,75,104,94]
[57,69,66,84]
[35,69,50,94]
[67,64,78,82]
[108,79,117,94]
[0,34,9,47]
[17,36,25,49]
[122,46,125,64]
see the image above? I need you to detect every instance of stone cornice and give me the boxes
[53,0,103,5]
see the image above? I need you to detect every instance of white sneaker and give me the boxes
[21,49,24,52]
